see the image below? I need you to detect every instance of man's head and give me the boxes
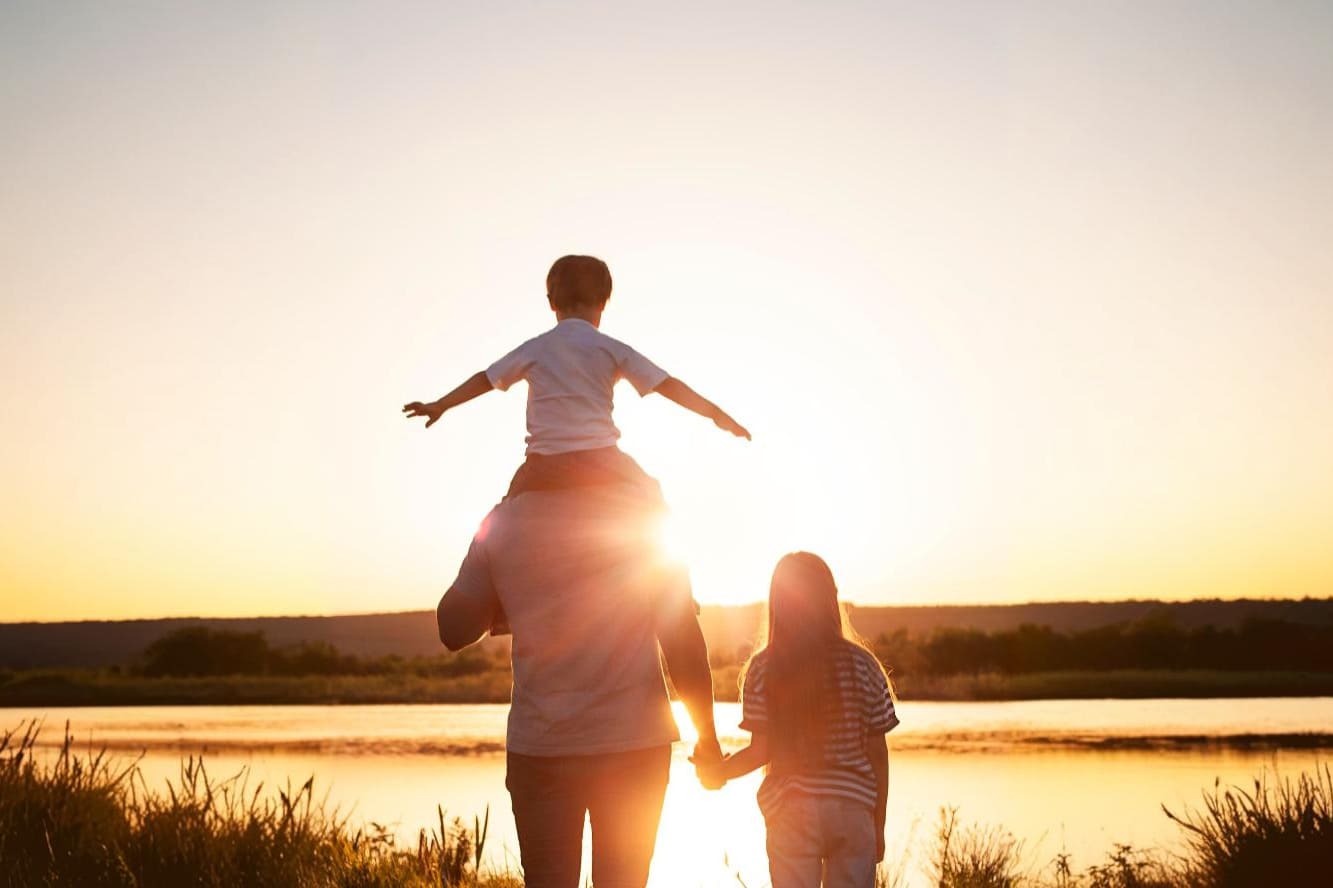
[547,255,613,315]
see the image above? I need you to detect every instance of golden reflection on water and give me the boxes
[8,700,1332,888]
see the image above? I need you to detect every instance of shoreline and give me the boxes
[5,667,1333,708]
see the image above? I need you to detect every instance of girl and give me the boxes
[700,552,898,888]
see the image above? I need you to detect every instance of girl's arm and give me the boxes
[403,371,494,428]
[652,377,751,440]
[868,732,888,861]
[720,733,770,781]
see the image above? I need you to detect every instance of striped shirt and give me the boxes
[740,643,899,816]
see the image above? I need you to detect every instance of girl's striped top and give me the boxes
[740,644,899,816]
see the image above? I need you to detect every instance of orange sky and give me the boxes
[2,2,1332,621]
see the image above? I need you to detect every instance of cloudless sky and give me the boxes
[3,1,1331,621]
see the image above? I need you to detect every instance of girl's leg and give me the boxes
[766,795,824,888]
[817,798,879,888]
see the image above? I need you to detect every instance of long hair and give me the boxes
[741,552,888,771]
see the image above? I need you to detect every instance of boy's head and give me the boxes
[547,255,612,313]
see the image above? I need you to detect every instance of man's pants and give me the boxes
[506,745,671,888]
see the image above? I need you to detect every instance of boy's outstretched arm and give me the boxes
[403,371,493,428]
[653,377,751,440]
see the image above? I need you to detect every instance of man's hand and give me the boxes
[402,399,445,428]
[876,823,886,862]
[712,411,751,441]
[689,737,726,790]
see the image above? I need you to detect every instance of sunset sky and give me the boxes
[2,1,1331,622]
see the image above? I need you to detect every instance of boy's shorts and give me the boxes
[487,446,664,636]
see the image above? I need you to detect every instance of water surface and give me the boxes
[7,699,1330,887]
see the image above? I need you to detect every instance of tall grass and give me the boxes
[919,766,1332,887]
[1164,766,1333,887]
[929,808,1024,888]
[4,718,1329,887]
[0,720,518,887]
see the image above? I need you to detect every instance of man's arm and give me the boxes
[436,533,500,651]
[656,600,721,762]
[404,370,494,428]
[652,377,751,440]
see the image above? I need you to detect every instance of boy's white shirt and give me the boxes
[485,318,668,456]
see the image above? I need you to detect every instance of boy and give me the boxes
[403,255,750,624]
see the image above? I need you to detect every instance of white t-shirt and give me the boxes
[485,319,669,456]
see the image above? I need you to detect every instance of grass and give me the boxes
[4,720,1330,887]
[891,670,1333,702]
[0,669,516,707]
[903,767,1333,887]
[0,721,519,887]
[7,667,1333,708]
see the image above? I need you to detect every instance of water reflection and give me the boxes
[6,699,1331,888]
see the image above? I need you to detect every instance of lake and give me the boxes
[6,698,1331,887]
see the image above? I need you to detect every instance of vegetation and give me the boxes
[4,720,1330,887]
[136,627,504,679]
[4,618,1333,708]
[0,670,515,707]
[867,617,1333,678]
[877,767,1333,888]
[0,721,518,888]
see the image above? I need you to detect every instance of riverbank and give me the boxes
[3,720,1330,887]
[5,667,1333,708]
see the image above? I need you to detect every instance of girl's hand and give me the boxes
[402,400,445,428]
[692,755,727,791]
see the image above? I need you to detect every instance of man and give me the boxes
[436,482,721,888]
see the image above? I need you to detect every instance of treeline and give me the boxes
[128,617,1333,682]
[869,617,1333,677]
[134,627,503,679]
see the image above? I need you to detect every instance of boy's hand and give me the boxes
[402,400,445,428]
[713,411,751,441]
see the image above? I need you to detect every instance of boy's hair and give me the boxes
[547,255,612,311]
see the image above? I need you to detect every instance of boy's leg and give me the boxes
[586,745,671,888]
[817,797,879,888]
[501,456,540,501]
[765,795,824,888]
[506,751,587,888]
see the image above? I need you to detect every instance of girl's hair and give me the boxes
[740,552,890,771]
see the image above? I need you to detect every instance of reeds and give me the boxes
[0,720,517,887]
[1164,766,1333,887]
[3,718,1329,887]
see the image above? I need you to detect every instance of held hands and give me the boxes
[689,736,728,791]
[402,399,446,428]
